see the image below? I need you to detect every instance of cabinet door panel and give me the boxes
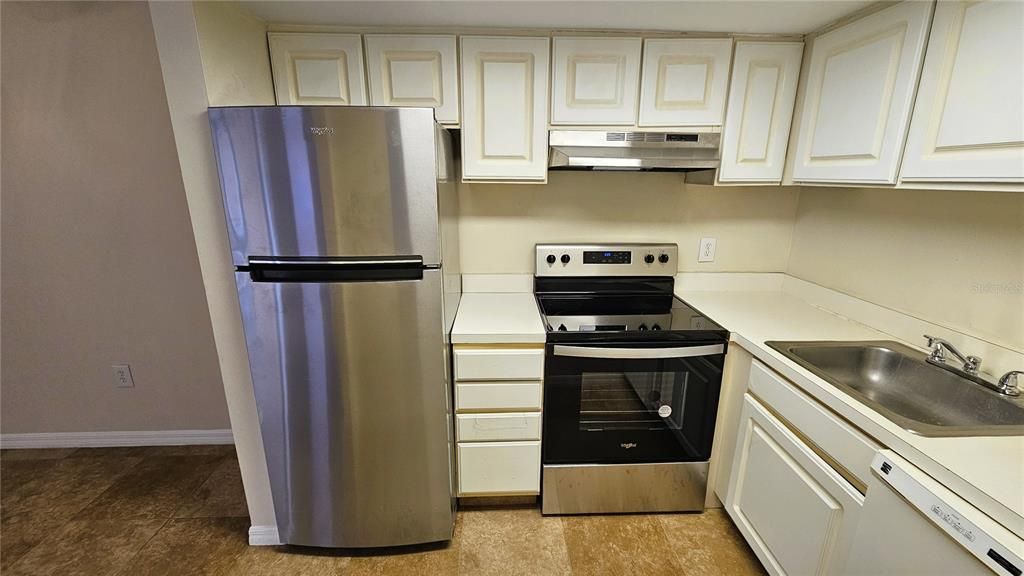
[901,1,1024,183]
[726,394,863,576]
[719,42,803,183]
[364,35,460,125]
[551,37,642,125]
[638,39,733,126]
[791,1,932,184]
[269,33,367,106]
[461,37,549,181]
[457,441,541,495]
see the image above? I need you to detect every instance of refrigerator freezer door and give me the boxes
[211,107,441,266]
[235,268,454,547]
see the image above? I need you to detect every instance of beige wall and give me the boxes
[0,2,229,433]
[193,1,275,107]
[459,172,801,273]
[788,187,1024,351]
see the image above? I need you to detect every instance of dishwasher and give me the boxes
[845,450,1023,576]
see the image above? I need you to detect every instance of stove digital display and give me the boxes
[583,250,631,264]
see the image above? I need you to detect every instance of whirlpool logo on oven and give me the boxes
[620,442,637,449]
[308,127,335,136]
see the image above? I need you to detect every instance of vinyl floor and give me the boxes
[0,446,765,575]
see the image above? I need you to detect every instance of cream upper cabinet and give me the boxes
[364,35,460,126]
[550,37,642,125]
[900,1,1024,183]
[460,36,550,182]
[790,1,933,184]
[268,33,368,106]
[638,39,733,126]
[718,42,804,183]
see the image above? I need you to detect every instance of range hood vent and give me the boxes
[549,130,720,172]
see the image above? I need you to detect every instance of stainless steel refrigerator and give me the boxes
[208,106,460,548]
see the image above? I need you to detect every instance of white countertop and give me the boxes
[677,288,1024,539]
[451,293,546,344]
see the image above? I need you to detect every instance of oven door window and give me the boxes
[544,344,724,465]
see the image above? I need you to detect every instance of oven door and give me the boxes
[543,341,725,464]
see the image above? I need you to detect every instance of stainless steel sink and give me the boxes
[765,340,1024,437]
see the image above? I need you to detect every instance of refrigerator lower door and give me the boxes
[235,267,454,547]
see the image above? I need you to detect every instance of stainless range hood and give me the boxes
[548,130,720,172]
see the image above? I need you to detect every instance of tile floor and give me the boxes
[0,446,765,575]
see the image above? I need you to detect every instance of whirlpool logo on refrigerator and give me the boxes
[620,443,637,449]
[308,127,335,136]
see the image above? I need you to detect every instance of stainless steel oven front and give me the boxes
[541,340,725,514]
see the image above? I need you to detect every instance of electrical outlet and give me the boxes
[698,237,717,262]
[113,364,135,388]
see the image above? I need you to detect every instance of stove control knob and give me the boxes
[644,254,655,264]
[558,323,567,331]
[652,324,661,331]
[561,254,571,264]
[658,253,670,264]
[546,254,556,265]
[638,323,648,331]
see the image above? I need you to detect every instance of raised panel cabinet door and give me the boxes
[460,36,550,181]
[901,1,1024,183]
[791,1,933,184]
[550,37,642,125]
[725,395,863,576]
[638,38,733,126]
[268,33,368,106]
[718,42,804,183]
[364,35,460,125]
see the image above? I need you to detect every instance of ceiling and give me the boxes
[241,1,875,35]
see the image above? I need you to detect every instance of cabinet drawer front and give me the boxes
[455,381,543,412]
[457,441,541,495]
[726,394,863,576]
[456,413,542,442]
[454,348,544,381]
[749,359,879,488]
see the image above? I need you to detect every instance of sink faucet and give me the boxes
[999,371,1023,396]
[924,335,981,374]
[924,335,1021,397]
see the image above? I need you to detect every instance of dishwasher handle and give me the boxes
[552,343,724,360]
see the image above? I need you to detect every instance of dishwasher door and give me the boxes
[844,451,1022,576]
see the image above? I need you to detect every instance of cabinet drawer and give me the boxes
[455,381,542,412]
[456,413,542,442]
[457,441,541,495]
[749,359,879,489]
[454,348,544,381]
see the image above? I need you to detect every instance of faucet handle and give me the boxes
[964,355,982,374]
[999,371,1023,396]
[923,334,945,361]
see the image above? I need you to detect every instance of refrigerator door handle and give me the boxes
[246,256,427,283]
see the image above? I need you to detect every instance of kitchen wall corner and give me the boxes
[149,0,277,531]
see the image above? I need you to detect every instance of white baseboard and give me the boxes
[0,429,235,449]
[248,524,281,546]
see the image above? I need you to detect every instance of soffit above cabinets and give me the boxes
[240,1,874,35]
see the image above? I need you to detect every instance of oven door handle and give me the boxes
[552,343,725,359]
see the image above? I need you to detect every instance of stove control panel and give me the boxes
[536,243,678,277]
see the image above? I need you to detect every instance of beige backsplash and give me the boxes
[789,186,1024,352]
[458,171,802,273]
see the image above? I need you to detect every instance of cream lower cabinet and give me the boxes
[363,35,460,126]
[268,33,368,106]
[900,0,1024,183]
[453,346,544,496]
[726,394,864,575]
[790,1,933,184]
[718,42,803,183]
[460,36,550,182]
